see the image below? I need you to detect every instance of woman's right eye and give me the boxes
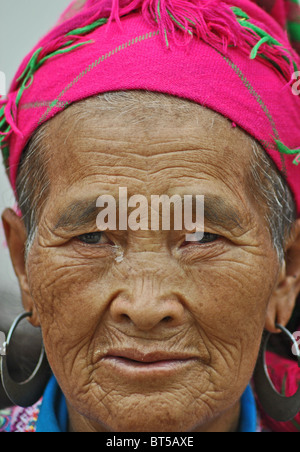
[181,232,221,246]
[76,232,107,245]
[196,232,220,244]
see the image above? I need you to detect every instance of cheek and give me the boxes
[28,244,275,365]
[26,249,117,383]
[185,250,278,387]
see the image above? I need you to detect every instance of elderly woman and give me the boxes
[0,0,300,433]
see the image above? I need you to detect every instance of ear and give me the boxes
[1,208,40,327]
[265,218,300,333]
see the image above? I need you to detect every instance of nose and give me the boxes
[109,285,186,331]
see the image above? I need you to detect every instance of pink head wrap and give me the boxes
[0,0,300,215]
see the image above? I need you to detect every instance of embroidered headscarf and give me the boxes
[0,0,300,214]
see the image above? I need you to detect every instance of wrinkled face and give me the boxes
[25,96,280,432]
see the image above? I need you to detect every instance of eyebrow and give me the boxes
[53,194,243,233]
[54,199,101,232]
[202,194,243,231]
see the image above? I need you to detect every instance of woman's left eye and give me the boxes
[183,232,220,245]
[76,232,107,245]
[196,232,220,244]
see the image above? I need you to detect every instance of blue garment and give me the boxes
[36,376,68,433]
[239,384,257,432]
[36,375,257,432]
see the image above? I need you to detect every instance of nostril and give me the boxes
[110,294,184,330]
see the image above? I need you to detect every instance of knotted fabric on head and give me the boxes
[0,0,300,214]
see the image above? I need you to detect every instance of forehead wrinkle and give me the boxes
[77,172,147,186]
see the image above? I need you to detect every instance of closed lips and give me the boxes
[103,349,198,363]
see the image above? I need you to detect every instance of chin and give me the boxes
[99,413,198,433]
[80,394,210,432]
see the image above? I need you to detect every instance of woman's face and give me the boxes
[23,98,281,432]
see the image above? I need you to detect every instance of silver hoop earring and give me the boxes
[0,312,51,408]
[253,323,300,422]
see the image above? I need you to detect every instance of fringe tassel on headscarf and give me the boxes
[1,0,299,167]
[0,29,98,166]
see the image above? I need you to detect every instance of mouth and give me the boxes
[101,349,198,376]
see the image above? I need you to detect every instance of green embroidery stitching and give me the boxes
[38,31,160,125]
[65,18,108,37]
[21,101,69,110]
[221,52,286,174]
[222,56,278,139]
[8,26,295,174]
[232,6,299,75]
[231,7,249,20]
